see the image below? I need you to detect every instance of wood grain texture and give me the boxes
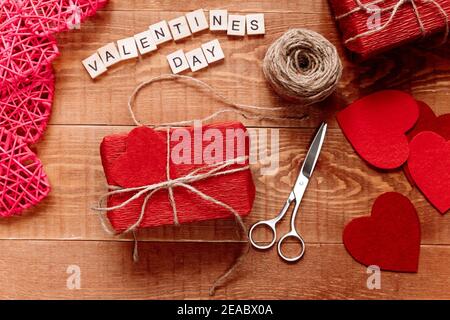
[1,0,450,299]
[0,240,449,299]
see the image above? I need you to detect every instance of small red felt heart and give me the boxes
[407,101,450,141]
[109,126,170,188]
[404,101,450,185]
[343,192,421,272]
[0,127,51,217]
[337,90,419,169]
[408,131,450,214]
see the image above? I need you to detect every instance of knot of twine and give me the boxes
[337,0,449,45]
[262,28,343,106]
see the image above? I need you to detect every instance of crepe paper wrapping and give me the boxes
[0,127,51,217]
[100,122,256,233]
[328,0,450,58]
[0,0,107,144]
[336,90,419,169]
[408,131,450,214]
[343,192,421,272]
[404,100,450,185]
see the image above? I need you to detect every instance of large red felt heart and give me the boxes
[343,192,421,272]
[337,90,419,169]
[0,127,51,217]
[404,101,450,185]
[408,131,450,214]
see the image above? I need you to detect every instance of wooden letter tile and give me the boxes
[186,9,209,33]
[82,52,107,79]
[134,30,157,55]
[168,16,192,41]
[117,37,139,60]
[166,49,190,74]
[246,14,265,35]
[227,15,246,36]
[185,47,209,72]
[98,42,121,67]
[201,39,225,64]
[149,20,173,45]
[209,10,228,31]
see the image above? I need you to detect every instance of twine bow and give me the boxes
[337,0,449,45]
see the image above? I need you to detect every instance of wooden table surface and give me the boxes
[2,0,450,299]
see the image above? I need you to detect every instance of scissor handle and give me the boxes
[277,230,305,263]
[249,219,278,250]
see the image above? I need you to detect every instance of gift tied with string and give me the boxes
[328,0,450,58]
[93,74,309,295]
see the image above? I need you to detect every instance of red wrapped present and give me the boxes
[328,0,450,58]
[98,122,255,233]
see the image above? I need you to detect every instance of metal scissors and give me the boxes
[249,122,327,262]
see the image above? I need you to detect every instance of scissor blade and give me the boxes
[300,122,327,179]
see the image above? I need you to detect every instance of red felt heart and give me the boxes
[109,126,170,188]
[404,101,450,185]
[337,90,419,169]
[343,192,421,272]
[407,101,450,141]
[408,131,450,214]
[0,127,51,217]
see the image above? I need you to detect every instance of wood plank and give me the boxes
[2,125,448,244]
[101,0,329,13]
[52,9,450,127]
[52,10,342,128]
[0,240,448,299]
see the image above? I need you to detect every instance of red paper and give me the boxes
[343,192,421,272]
[100,122,256,232]
[337,90,419,169]
[408,131,450,214]
[328,0,450,58]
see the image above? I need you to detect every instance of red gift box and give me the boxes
[99,122,256,233]
[328,0,450,58]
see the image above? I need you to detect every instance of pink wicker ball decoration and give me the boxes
[0,0,107,216]
[0,127,50,217]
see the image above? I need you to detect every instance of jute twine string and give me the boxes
[94,74,305,295]
[336,0,449,45]
[262,28,342,105]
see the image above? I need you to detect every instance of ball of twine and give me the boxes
[263,28,343,106]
